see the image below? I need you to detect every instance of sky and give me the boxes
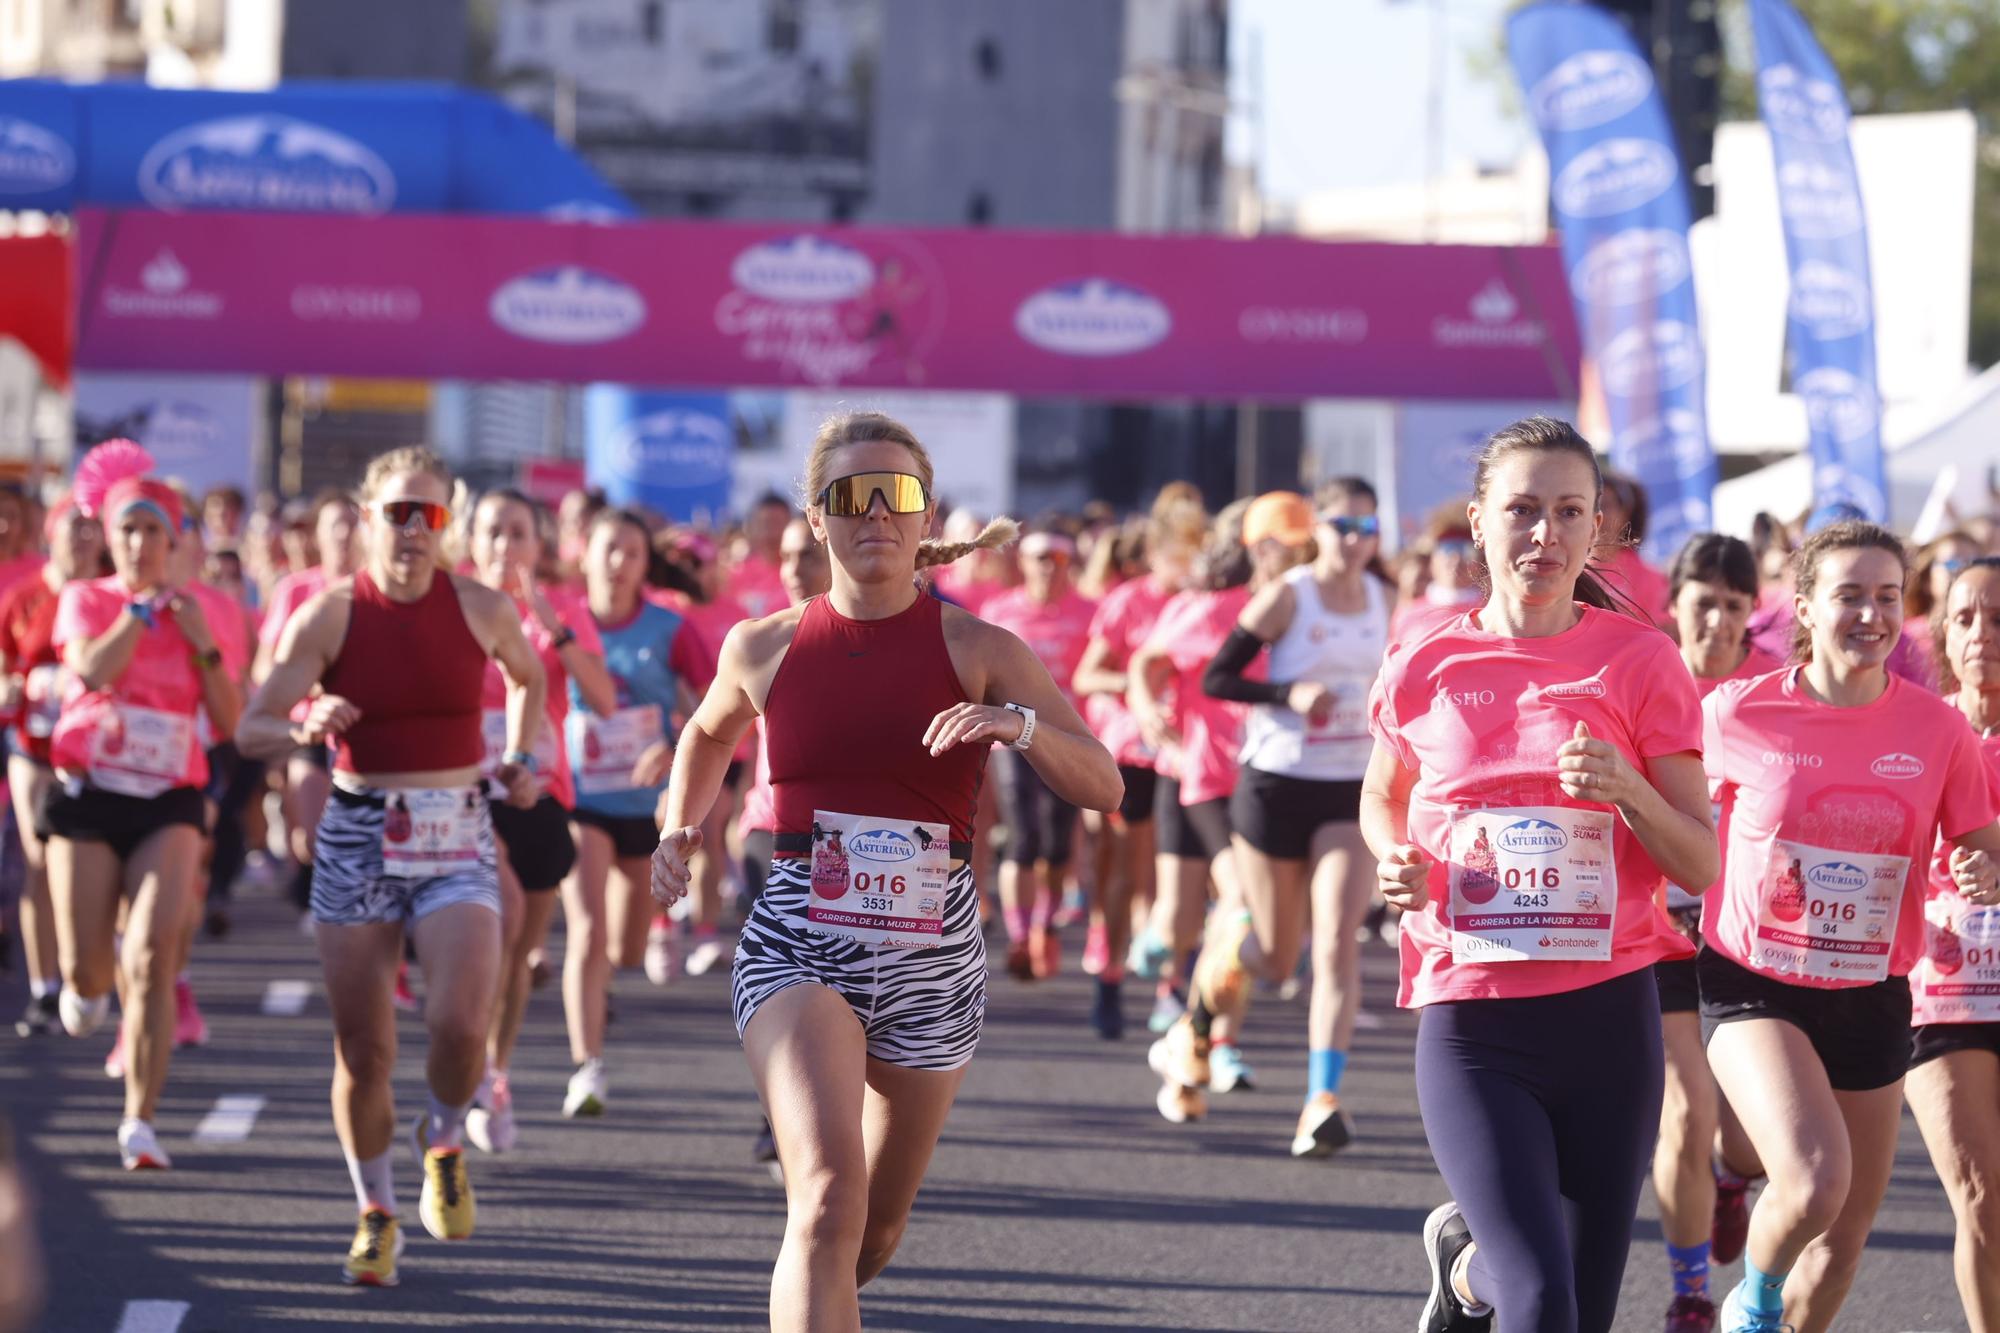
[1228,0,1533,205]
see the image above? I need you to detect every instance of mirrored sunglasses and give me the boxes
[1322,513,1380,539]
[817,471,928,517]
[374,500,451,532]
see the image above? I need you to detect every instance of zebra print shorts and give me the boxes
[311,786,500,927]
[731,857,987,1071]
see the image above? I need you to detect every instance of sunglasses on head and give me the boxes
[817,471,928,517]
[373,500,451,532]
[1940,556,1971,576]
[1322,513,1380,539]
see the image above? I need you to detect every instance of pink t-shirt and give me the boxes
[0,553,48,598]
[1701,668,1997,989]
[258,567,331,650]
[1693,646,1785,701]
[1601,548,1670,625]
[738,718,775,838]
[51,577,211,793]
[1144,586,1253,807]
[1082,575,1175,769]
[1746,596,1936,692]
[688,593,754,761]
[1368,605,1703,1007]
[481,583,604,810]
[933,566,1004,617]
[727,554,787,622]
[980,587,1098,714]
[1912,728,2000,1025]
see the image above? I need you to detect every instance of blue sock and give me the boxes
[1307,1048,1347,1098]
[1666,1240,1709,1299]
[1741,1256,1787,1316]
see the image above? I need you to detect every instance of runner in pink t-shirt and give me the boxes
[1904,556,2000,1332]
[1696,523,2000,1331]
[44,465,242,1173]
[726,494,793,621]
[978,531,1099,985]
[466,488,617,1154]
[1361,422,1717,1333]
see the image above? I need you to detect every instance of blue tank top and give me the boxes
[567,600,688,818]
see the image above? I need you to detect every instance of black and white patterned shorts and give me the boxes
[312,785,500,927]
[731,857,986,1071]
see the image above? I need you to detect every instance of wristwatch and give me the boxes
[191,646,223,671]
[126,599,158,630]
[550,627,578,651]
[502,748,539,772]
[1003,702,1037,752]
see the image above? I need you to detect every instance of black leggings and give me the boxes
[1414,967,1663,1333]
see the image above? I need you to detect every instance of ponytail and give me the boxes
[917,516,1019,571]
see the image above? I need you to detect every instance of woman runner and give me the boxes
[649,411,1120,1332]
[1362,418,1718,1333]
[1698,522,2000,1333]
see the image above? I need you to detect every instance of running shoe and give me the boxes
[15,992,57,1037]
[59,986,109,1038]
[344,1208,404,1287]
[1146,987,1183,1034]
[1209,1044,1255,1093]
[174,977,208,1048]
[753,1118,778,1163]
[685,935,728,977]
[527,948,552,990]
[1717,1282,1791,1332]
[1711,1167,1754,1265]
[1029,925,1059,979]
[1080,921,1109,977]
[104,1028,127,1080]
[1090,979,1124,1040]
[1155,1079,1206,1123]
[563,1059,607,1118]
[1291,1092,1355,1159]
[644,917,678,986]
[465,1072,517,1154]
[1665,1293,1718,1332]
[1420,1201,1491,1332]
[118,1118,171,1171]
[410,1114,475,1241]
[1126,930,1172,982]
[392,962,420,1014]
[1149,1014,1211,1091]
[1052,887,1087,930]
[1195,912,1253,1015]
[1005,938,1034,982]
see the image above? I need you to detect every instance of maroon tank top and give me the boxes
[766,593,985,842]
[322,569,487,773]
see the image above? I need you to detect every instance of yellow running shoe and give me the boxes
[1195,909,1255,1015]
[343,1208,404,1287]
[410,1115,476,1241]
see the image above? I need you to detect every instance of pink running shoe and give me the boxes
[104,1026,127,1080]
[393,962,420,1014]
[1080,921,1109,977]
[174,978,208,1048]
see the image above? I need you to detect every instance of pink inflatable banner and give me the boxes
[75,207,1579,400]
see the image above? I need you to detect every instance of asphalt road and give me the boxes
[0,887,1974,1333]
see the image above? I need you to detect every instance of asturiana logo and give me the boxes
[1613,409,1711,483]
[850,830,916,863]
[137,114,396,214]
[1497,819,1568,855]
[1014,279,1171,357]
[1787,260,1870,340]
[1530,50,1652,132]
[1571,229,1690,306]
[1552,138,1676,218]
[1758,64,1850,145]
[0,116,75,194]
[489,267,647,344]
[1807,861,1869,894]
[1871,752,1924,781]
[1598,319,1702,398]
[609,410,731,484]
[1796,368,1879,446]
[1776,159,1863,239]
[730,235,876,303]
[1543,677,1607,700]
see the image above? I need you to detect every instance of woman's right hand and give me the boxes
[291,693,361,747]
[1287,681,1333,726]
[651,825,703,908]
[1134,700,1181,754]
[1378,843,1430,912]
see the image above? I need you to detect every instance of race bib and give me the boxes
[575,704,665,797]
[382,786,485,880]
[87,703,192,798]
[1448,805,1617,963]
[481,708,560,792]
[1912,894,2000,1024]
[1749,837,1907,983]
[805,809,951,949]
[23,663,62,739]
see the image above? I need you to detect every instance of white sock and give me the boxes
[1452,1246,1491,1316]
[344,1147,395,1214]
[427,1092,471,1150]
[30,976,58,1000]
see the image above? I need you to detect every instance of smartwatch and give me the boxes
[550,627,578,651]
[1002,702,1037,752]
[502,748,539,773]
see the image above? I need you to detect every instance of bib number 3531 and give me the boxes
[807,809,951,949]
[1448,805,1617,963]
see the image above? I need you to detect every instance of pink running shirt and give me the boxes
[1143,586,1253,807]
[481,583,604,810]
[981,587,1099,714]
[1701,669,1997,989]
[51,578,213,793]
[1082,575,1175,769]
[259,567,330,650]
[727,554,787,621]
[1368,605,1704,1007]
[1912,728,2000,1025]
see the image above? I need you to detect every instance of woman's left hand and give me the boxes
[924,703,1024,757]
[1951,847,1999,905]
[1557,721,1639,807]
[164,592,217,655]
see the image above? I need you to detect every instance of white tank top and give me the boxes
[1239,565,1389,781]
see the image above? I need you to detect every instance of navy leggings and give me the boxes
[1415,966,1664,1333]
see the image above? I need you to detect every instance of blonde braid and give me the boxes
[917,516,1019,571]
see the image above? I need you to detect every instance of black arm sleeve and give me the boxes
[1201,625,1290,705]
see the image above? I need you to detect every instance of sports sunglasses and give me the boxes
[373,499,452,532]
[1321,513,1381,538]
[817,471,929,517]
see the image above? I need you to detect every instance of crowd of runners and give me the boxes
[2,411,1999,1333]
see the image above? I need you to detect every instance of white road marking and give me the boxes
[193,1095,265,1144]
[261,979,310,1016]
[114,1301,190,1333]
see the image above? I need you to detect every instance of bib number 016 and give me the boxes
[854,872,907,895]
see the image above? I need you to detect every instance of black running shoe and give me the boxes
[1420,1202,1492,1332]
[15,993,57,1038]
[1090,978,1124,1040]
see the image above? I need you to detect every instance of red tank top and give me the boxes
[323,569,487,774]
[767,593,985,842]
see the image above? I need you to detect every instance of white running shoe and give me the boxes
[118,1118,171,1170]
[563,1059,608,1118]
[58,987,109,1038]
[684,937,728,977]
[643,919,678,987]
[465,1072,518,1153]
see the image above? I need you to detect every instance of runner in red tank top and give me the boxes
[237,446,547,1288]
[649,412,1121,1331]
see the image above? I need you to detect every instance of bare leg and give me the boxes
[411,901,502,1107]
[318,920,404,1162]
[561,823,613,1065]
[46,836,121,1002]
[490,885,559,1075]
[1305,822,1372,1053]
[606,856,652,972]
[1906,1049,2000,1332]
[1783,1082,1903,1332]
[7,758,56,992]
[118,826,202,1123]
[855,1057,968,1287]
[1656,1011,1721,1248]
